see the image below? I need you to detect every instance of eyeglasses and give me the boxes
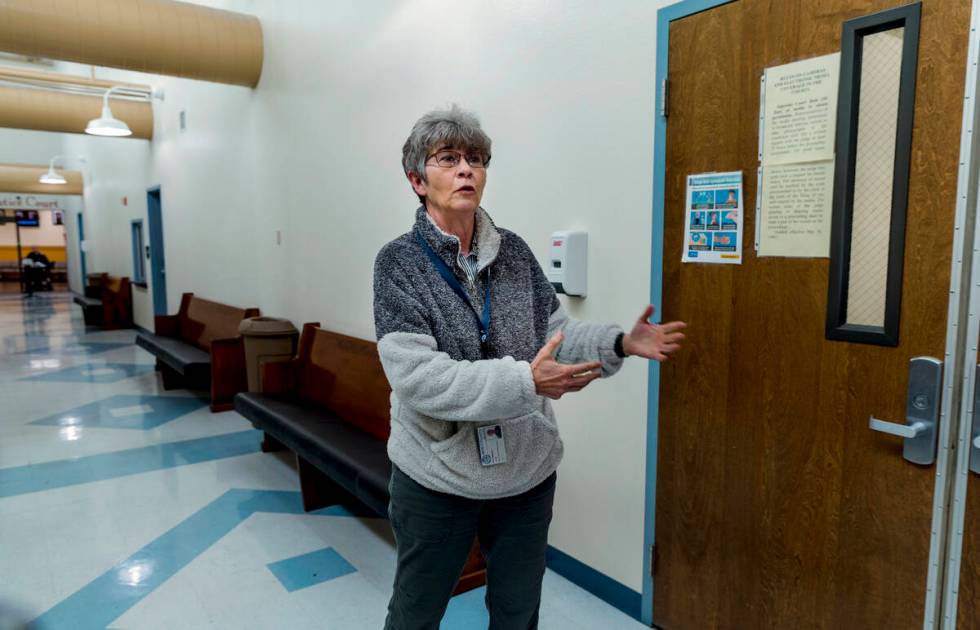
[426,149,490,169]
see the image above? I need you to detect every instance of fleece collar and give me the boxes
[415,205,502,272]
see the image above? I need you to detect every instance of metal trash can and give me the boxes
[238,317,299,392]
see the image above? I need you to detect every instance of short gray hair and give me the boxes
[402,105,492,186]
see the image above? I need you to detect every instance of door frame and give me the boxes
[146,186,167,316]
[644,1,737,625]
[644,1,980,628]
[939,0,980,625]
[76,211,87,288]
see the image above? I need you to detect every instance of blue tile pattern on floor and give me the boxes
[17,341,133,356]
[31,489,356,630]
[267,547,357,592]
[442,586,491,628]
[20,362,155,383]
[2,333,81,355]
[30,394,207,430]
[0,430,262,497]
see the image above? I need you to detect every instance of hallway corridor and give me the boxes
[0,292,645,629]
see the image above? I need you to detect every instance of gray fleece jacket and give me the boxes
[373,206,624,499]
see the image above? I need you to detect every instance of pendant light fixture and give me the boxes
[38,155,86,185]
[85,86,133,137]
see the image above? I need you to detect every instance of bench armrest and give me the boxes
[210,336,248,409]
[154,314,179,337]
[260,360,297,394]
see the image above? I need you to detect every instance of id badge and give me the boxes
[476,424,507,466]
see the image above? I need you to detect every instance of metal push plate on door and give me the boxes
[868,357,942,465]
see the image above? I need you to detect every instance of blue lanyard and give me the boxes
[415,229,491,356]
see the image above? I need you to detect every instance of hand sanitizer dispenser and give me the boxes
[547,231,587,297]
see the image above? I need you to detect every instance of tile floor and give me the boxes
[0,290,648,629]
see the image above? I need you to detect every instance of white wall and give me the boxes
[51,0,680,594]
[0,128,63,165]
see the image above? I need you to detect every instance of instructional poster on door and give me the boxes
[682,171,743,264]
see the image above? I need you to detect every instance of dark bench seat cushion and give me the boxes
[136,332,211,382]
[235,392,392,516]
[73,294,102,308]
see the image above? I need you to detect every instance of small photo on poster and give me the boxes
[721,209,737,230]
[706,211,720,231]
[713,232,738,252]
[691,190,713,209]
[689,232,712,251]
[714,188,739,209]
[690,211,706,229]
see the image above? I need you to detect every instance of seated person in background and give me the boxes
[23,247,50,297]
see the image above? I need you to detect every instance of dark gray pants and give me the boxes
[384,466,557,630]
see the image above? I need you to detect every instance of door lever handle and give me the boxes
[869,417,929,439]
[868,357,942,465]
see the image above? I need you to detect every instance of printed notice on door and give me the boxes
[758,52,840,257]
[682,171,743,265]
[762,53,840,165]
[759,163,834,257]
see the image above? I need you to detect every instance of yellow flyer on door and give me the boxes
[682,171,743,265]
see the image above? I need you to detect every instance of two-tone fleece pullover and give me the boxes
[373,206,624,499]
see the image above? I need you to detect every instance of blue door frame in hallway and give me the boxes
[146,187,167,316]
[76,211,87,282]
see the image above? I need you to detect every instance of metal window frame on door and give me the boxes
[825,3,921,347]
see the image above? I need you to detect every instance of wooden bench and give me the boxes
[73,274,133,328]
[49,262,67,283]
[85,272,108,296]
[135,292,259,412]
[0,260,20,281]
[233,323,488,595]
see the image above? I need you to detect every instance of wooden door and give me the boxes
[653,1,970,628]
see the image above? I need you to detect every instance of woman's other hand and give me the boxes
[530,332,602,399]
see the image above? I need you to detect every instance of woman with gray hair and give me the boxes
[374,105,686,629]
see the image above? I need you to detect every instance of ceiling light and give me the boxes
[85,86,133,137]
[38,155,86,185]
[39,167,67,185]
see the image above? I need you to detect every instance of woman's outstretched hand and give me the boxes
[622,305,687,361]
